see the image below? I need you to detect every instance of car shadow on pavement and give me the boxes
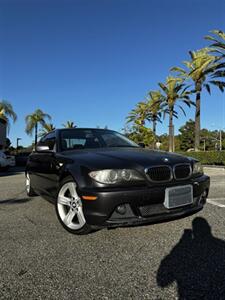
[157,217,225,299]
[0,197,32,205]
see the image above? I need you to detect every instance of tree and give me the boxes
[157,133,169,151]
[178,119,195,151]
[147,90,163,136]
[126,101,149,126]
[205,30,225,86]
[171,47,225,151]
[25,109,51,145]
[0,100,17,131]
[62,121,76,128]
[39,123,56,137]
[205,29,225,56]
[123,125,154,147]
[127,96,163,147]
[126,102,152,146]
[200,128,214,151]
[158,76,194,152]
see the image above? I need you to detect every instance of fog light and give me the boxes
[202,190,207,198]
[116,205,126,215]
[199,190,208,204]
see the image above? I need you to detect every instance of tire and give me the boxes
[55,176,92,235]
[25,173,36,197]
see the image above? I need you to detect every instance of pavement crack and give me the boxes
[18,269,28,277]
[24,215,37,226]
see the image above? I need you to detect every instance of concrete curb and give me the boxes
[203,165,225,169]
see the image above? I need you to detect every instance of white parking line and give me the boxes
[207,198,225,208]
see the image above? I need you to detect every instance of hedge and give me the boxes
[178,151,225,166]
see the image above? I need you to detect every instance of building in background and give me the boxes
[0,120,6,147]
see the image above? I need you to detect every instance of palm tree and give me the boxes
[127,98,163,148]
[171,48,225,150]
[158,76,194,152]
[0,100,17,131]
[62,121,76,128]
[39,123,55,137]
[147,90,163,137]
[126,101,153,147]
[126,101,149,127]
[205,29,225,80]
[205,30,225,55]
[25,109,51,145]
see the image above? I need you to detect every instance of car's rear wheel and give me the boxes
[55,177,92,235]
[25,173,36,196]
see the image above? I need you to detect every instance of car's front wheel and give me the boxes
[56,177,92,234]
[25,173,36,197]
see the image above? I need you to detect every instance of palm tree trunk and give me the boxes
[153,120,156,136]
[195,82,201,151]
[169,110,174,152]
[152,119,156,149]
[0,119,7,147]
[35,123,38,146]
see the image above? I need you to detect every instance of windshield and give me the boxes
[60,129,139,151]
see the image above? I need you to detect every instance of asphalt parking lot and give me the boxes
[0,167,225,299]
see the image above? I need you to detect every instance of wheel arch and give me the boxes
[59,170,76,183]
[58,163,86,187]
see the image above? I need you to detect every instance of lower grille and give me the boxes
[146,166,172,182]
[139,204,166,217]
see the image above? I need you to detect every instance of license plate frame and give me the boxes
[164,185,193,209]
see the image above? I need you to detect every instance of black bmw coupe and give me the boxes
[26,128,210,234]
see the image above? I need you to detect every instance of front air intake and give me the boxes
[174,164,192,180]
[146,166,172,182]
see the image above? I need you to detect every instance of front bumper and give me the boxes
[79,175,210,227]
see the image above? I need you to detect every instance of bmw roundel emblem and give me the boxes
[163,158,169,163]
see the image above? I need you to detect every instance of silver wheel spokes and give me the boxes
[57,182,86,230]
[26,174,30,193]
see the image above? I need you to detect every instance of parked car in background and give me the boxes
[0,151,15,170]
[6,155,16,167]
[26,128,210,235]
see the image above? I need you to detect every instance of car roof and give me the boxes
[40,128,115,139]
[55,128,114,132]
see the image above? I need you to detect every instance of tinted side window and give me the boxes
[39,132,56,150]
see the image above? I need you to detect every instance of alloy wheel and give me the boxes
[26,173,31,194]
[57,182,86,230]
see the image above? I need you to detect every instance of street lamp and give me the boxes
[200,138,206,152]
[219,129,223,151]
[210,124,225,151]
[217,129,224,151]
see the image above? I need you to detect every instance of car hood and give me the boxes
[62,147,192,170]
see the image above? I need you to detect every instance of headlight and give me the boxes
[193,162,203,175]
[89,169,144,184]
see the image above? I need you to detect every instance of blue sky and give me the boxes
[1,0,225,146]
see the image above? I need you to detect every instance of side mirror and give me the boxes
[36,145,51,152]
[138,142,145,148]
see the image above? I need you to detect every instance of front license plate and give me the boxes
[164,185,193,209]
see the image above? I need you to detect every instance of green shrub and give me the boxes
[178,151,225,166]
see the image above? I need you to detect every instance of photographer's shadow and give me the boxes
[157,217,225,299]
